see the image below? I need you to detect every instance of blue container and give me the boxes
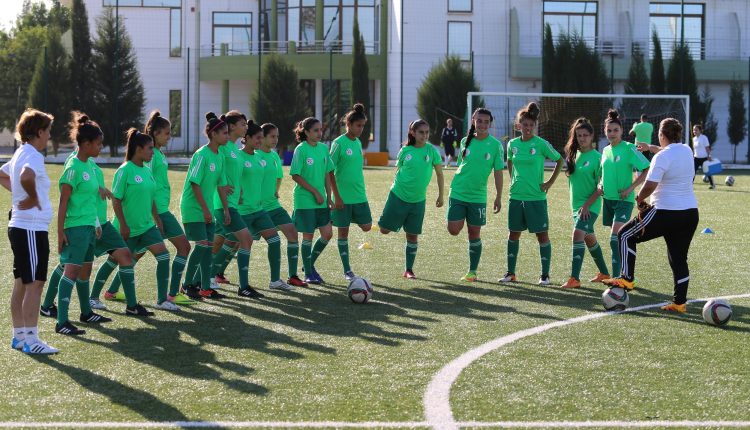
[702,159,723,175]
[283,150,294,166]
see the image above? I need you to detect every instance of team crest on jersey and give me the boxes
[583,161,590,167]
[485,152,491,161]
[615,155,621,162]
[405,154,413,161]
[134,175,143,183]
[346,148,353,156]
[530,148,537,155]
[230,151,238,159]
[209,163,216,171]
[244,161,252,168]
[424,155,429,162]
[512,147,518,155]
[82,172,90,181]
[260,159,267,167]
[465,149,471,157]
[306,157,314,165]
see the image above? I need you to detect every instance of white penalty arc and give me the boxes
[424,293,750,430]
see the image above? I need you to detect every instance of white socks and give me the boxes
[24,326,39,345]
[13,327,26,341]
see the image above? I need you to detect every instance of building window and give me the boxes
[543,1,597,47]
[103,0,181,6]
[170,8,181,57]
[448,0,472,13]
[447,21,471,61]
[169,90,181,138]
[212,12,252,55]
[649,3,704,60]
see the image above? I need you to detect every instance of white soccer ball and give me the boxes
[702,175,710,183]
[602,287,629,311]
[347,277,373,304]
[702,299,732,326]
[725,175,735,186]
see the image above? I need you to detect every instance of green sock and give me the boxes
[540,242,552,277]
[76,279,92,315]
[169,254,188,296]
[91,259,117,299]
[301,239,313,276]
[610,234,620,277]
[405,240,418,271]
[200,244,213,291]
[119,265,137,307]
[507,240,520,274]
[267,235,282,282]
[155,251,171,303]
[212,244,234,276]
[469,238,482,272]
[310,237,329,267]
[184,244,207,287]
[56,276,75,325]
[337,239,351,273]
[237,248,251,289]
[587,243,610,276]
[107,272,122,295]
[287,242,299,278]
[219,246,238,275]
[571,241,586,280]
[43,263,63,308]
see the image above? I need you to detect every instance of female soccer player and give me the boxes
[500,102,563,285]
[1,109,58,353]
[180,112,231,299]
[257,123,307,287]
[329,103,373,281]
[604,118,699,312]
[378,119,444,279]
[290,117,334,285]
[599,109,650,281]
[447,108,504,282]
[560,118,610,288]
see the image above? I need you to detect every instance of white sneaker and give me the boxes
[89,298,108,310]
[538,275,551,286]
[269,279,295,291]
[210,277,220,290]
[155,300,180,311]
[22,339,59,355]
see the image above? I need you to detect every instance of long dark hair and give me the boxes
[68,111,103,145]
[246,119,262,138]
[342,103,367,125]
[124,128,153,161]
[205,112,227,138]
[144,110,170,144]
[516,102,540,124]
[405,119,429,146]
[604,108,622,128]
[294,117,321,142]
[261,122,277,136]
[463,108,493,158]
[564,117,594,176]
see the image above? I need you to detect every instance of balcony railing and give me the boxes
[201,40,380,58]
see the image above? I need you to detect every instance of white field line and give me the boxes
[424,293,750,430]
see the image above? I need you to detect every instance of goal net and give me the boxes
[466,92,690,152]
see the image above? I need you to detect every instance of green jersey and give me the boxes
[112,161,157,237]
[507,135,561,201]
[330,134,367,204]
[67,150,108,222]
[257,149,284,211]
[213,143,242,209]
[59,157,100,228]
[238,151,265,215]
[632,121,653,144]
[289,141,334,210]
[147,147,171,213]
[180,145,227,223]
[391,144,442,203]
[601,141,650,203]
[568,149,603,214]
[450,135,505,203]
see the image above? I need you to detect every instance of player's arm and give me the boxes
[292,174,324,205]
[434,164,445,208]
[0,170,11,192]
[541,158,563,192]
[492,170,503,213]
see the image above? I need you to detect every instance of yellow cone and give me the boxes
[358,242,373,250]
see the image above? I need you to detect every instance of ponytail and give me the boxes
[205,112,227,138]
[246,119,262,138]
[564,117,594,176]
[294,117,321,142]
[144,110,171,143]
[462,108,493,158]
[342,103,367,125]
[68,111,103,145]
[604,108,622,128]
[124,128,153,161]
[516,102,540,124]
[404,119,428,146]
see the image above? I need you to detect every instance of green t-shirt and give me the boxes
[632,121,653,144]
[601,141,650,203]
[213,143,242,209]
[330,134,367,204]
[147,147,171,214]
[59,157,100,228]
[238,151,265,215]
[180,145,227,223]
[111,161,157,237]
[507,135,562,201]
[568,149,603,214]
[289,141,334,210]
[450,135,506,203]
[66,149,108,223]
[391,144,442,203]
[257,149,284,211]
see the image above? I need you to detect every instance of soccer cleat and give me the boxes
[215,273,230,284]
[168,292,196,305]
[40,304,58,318]
[104,290,126,301]
[589,272,611,283]
[344,270,357,282]
[181,285,204,301]
[560,277,581,289]
[88,298,108,310]
[403,270,417,279]
[125,304,155,317]
[237,286,264,298]
[660,302,687,313]
[22,340,59,355]
[269,279,295,291]
[288,275,307,287]
[155,300,180,311]
[602,277,636,291]
[461,271,478,282]
[304,272,323,285]
[209,277,220,290]
[498,272,517,283]
[11,337,24,350]
[199,288,226,299]
[538,275,551,286]
[310,266,325,284]
[55,321,86,336]
[79,312,113,324]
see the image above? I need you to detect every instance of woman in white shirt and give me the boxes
[604,118,699,313]
[0,109,58,354]
[692,124,714,189]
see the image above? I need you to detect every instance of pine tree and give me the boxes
[350,16,371,149]
[700,85,718,146]
[620,45,651,126]
[727,78,747,163]
[666,42,700,125]
[542,24,555,92]
[70,0,94,112]
[650,30,665,94]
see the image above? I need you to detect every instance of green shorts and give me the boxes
[213,207,246,237]
[378,191,426,235]
[159,211,185,239]
[331,202,373,227]
[293,208,331,234]
[267,206,294,227]
[60,225,96,265]
[94,221,128,257]
[508,199,549,233]
[242,210,276,236]
[602,199,634,226]
[125,226,163,253]
[183,221,215,242]
[447,197,487,226]
[572,211,599,234]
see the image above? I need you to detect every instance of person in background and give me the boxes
[441,118,458,168]
[631,114,654,161]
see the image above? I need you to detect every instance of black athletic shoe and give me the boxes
[55,321,86,336]
[237,286,264,299]
[182,285,204,301]
[125,304,155,317]
[79,312,113,323]
[199,288,226,299]
[40,304,58,318]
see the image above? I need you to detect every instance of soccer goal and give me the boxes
[466,92,690,150]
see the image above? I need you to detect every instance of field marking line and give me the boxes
[424,293,750,430]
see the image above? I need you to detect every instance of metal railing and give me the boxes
[201,39,380,57]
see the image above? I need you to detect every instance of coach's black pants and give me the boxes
[694,157,714,187]
[617,207,699,304]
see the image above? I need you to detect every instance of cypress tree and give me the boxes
[351,16,371,148]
